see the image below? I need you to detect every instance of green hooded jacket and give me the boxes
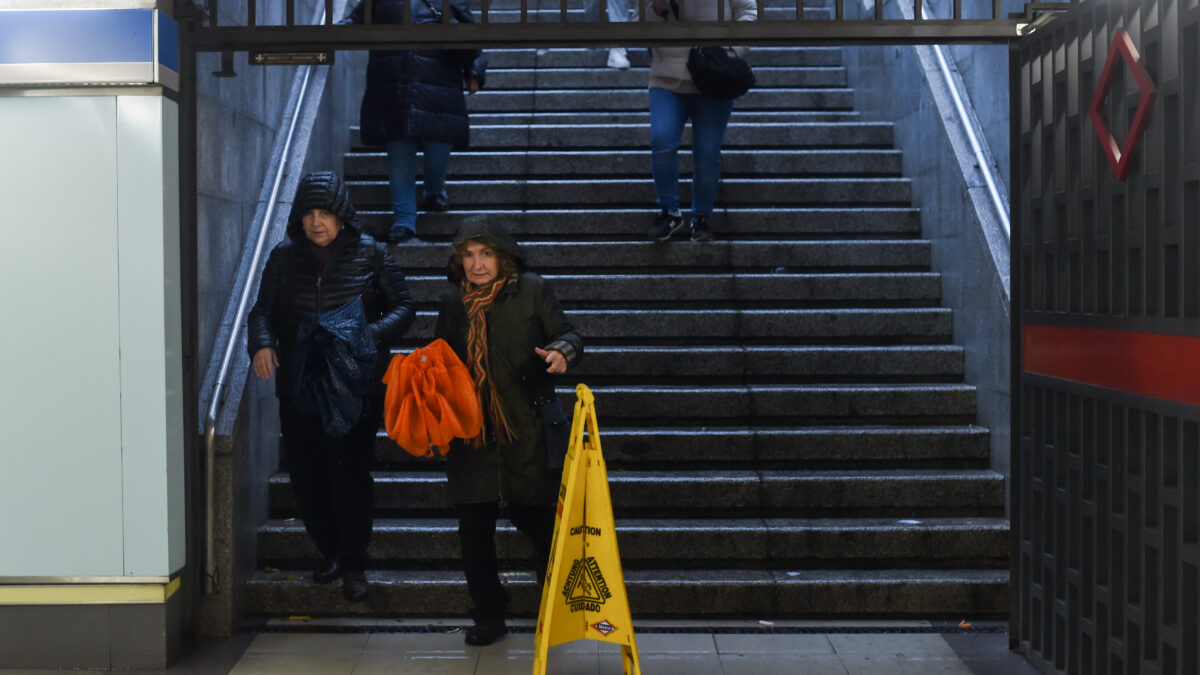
[434,218,583,505]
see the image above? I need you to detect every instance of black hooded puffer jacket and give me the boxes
[247,171,417,396]
[345,0,488,148]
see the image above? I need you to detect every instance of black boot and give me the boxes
[313,556,343,584]
[465,616,507,646]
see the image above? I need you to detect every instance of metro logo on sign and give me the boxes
[1088,28,1157,181]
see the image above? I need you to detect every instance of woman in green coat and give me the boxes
[434,217,583,646]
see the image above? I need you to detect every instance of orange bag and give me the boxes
[381,338,483,457]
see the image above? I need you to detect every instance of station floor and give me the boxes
[2,618,1040,674]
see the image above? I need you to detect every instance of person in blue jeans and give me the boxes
[645,0,757,242]
[344,0,487,244]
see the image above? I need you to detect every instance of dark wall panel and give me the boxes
[1013,0,1200,672]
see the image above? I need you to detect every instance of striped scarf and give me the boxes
[462,274,517,446]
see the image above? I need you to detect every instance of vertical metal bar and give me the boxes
[914,0,922,21]
[403,0,410,27]
[561,0,568,23]
[874,0,881,19]
[442,0,451,22]
[365,0,373,24]
[521,0,528,25]
[481,0,489,23]
[992,0,1001,19]
[953,0,961,19]
[325,0,334,24]
[287,0,296,25]
[835,0,843,20]
[209,0,218,26]
[248,0,256,27]
[717,0,726,22]
[1007,39,1023,654]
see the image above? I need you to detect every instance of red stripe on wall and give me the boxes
[1023,323,1200,406]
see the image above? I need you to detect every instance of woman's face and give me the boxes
[302,208,342,247]
[462,241,500,286]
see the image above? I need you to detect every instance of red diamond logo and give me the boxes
[591,619,617,636]
[1088,28,1157,181]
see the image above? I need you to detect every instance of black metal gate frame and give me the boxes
[184,0,1064,51]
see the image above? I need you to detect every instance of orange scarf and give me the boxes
[461,274,517,446]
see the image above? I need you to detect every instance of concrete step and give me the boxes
[348,176,911,208]
[465,109,862,125]
[471,6,833,21]
[269,469,1003,516]
[483,66,847,90]
[401,307,953,343]
[480,46,844,69]
[401,272,940,305]
[356,207,923,239]
[344,148,904,178]
[258,516,1008,566]
[355,122,892,149]
[391,239,932,273]
[245,567,1009,617]
[463,87,855,112]
[373,424,992,466]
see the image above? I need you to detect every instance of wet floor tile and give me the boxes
[600,650,723,674]
[839,655,974,675]
[714,633,836,655]
[829,633,958,658]
[628,632,717,654]
[718,653,850,675]
[229,653,358,674]
[242,632,369,656]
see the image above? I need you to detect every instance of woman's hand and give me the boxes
[253,347,279,380]
[534,347,567,374]
[468,77,482,94]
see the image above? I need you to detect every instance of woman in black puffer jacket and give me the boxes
[248,171,416,602]
[344,0,488,243]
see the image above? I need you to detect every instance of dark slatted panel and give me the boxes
[1013,0,1200,672]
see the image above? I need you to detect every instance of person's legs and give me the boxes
[384,137,420,239]
[329,401,378,573]
[419,140,453,210]
[685,93,734,219]
[507,502,556,586]
[649,87,689,214]
[279,400,339,563]
[456,502,508,618]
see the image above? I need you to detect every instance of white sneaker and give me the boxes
[606,47,630,69]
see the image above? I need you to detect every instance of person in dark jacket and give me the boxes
[343,0,488,244]
[248,171,417,602]
[435,217,583,645]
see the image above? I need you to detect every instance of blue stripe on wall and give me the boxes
[0,10,153,65]
[157,12,178,73]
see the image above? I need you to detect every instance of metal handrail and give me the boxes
[201,13,322,596]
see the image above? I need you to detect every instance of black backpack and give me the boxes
[687,46,756,100]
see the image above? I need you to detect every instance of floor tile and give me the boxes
[718,653,850,675]
[362,633,476,658]
[627,633,717,654]
[839,655,974,675]
[477,650,598,675]
[600,650,723,674]
[714,633,836,655]
[352,653,477,675]
[229,653,358,674]
[829,633,957,658]
[242,633,369,656]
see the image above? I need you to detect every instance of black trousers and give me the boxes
[280,397,377,572]
[456,501,556,621]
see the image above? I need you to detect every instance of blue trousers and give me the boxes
[385,137,452,236]
[649,87,734,217]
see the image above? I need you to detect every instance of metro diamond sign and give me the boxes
[1088,28,1157,181]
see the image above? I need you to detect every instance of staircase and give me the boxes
[247,30,1009,619]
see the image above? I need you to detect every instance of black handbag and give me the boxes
[687,46,756,100]
[488,335,572,470]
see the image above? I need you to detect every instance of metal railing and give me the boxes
[189,0,1028,51]
[198,5,331,596]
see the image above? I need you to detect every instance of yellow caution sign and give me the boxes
[534,384,641,675]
